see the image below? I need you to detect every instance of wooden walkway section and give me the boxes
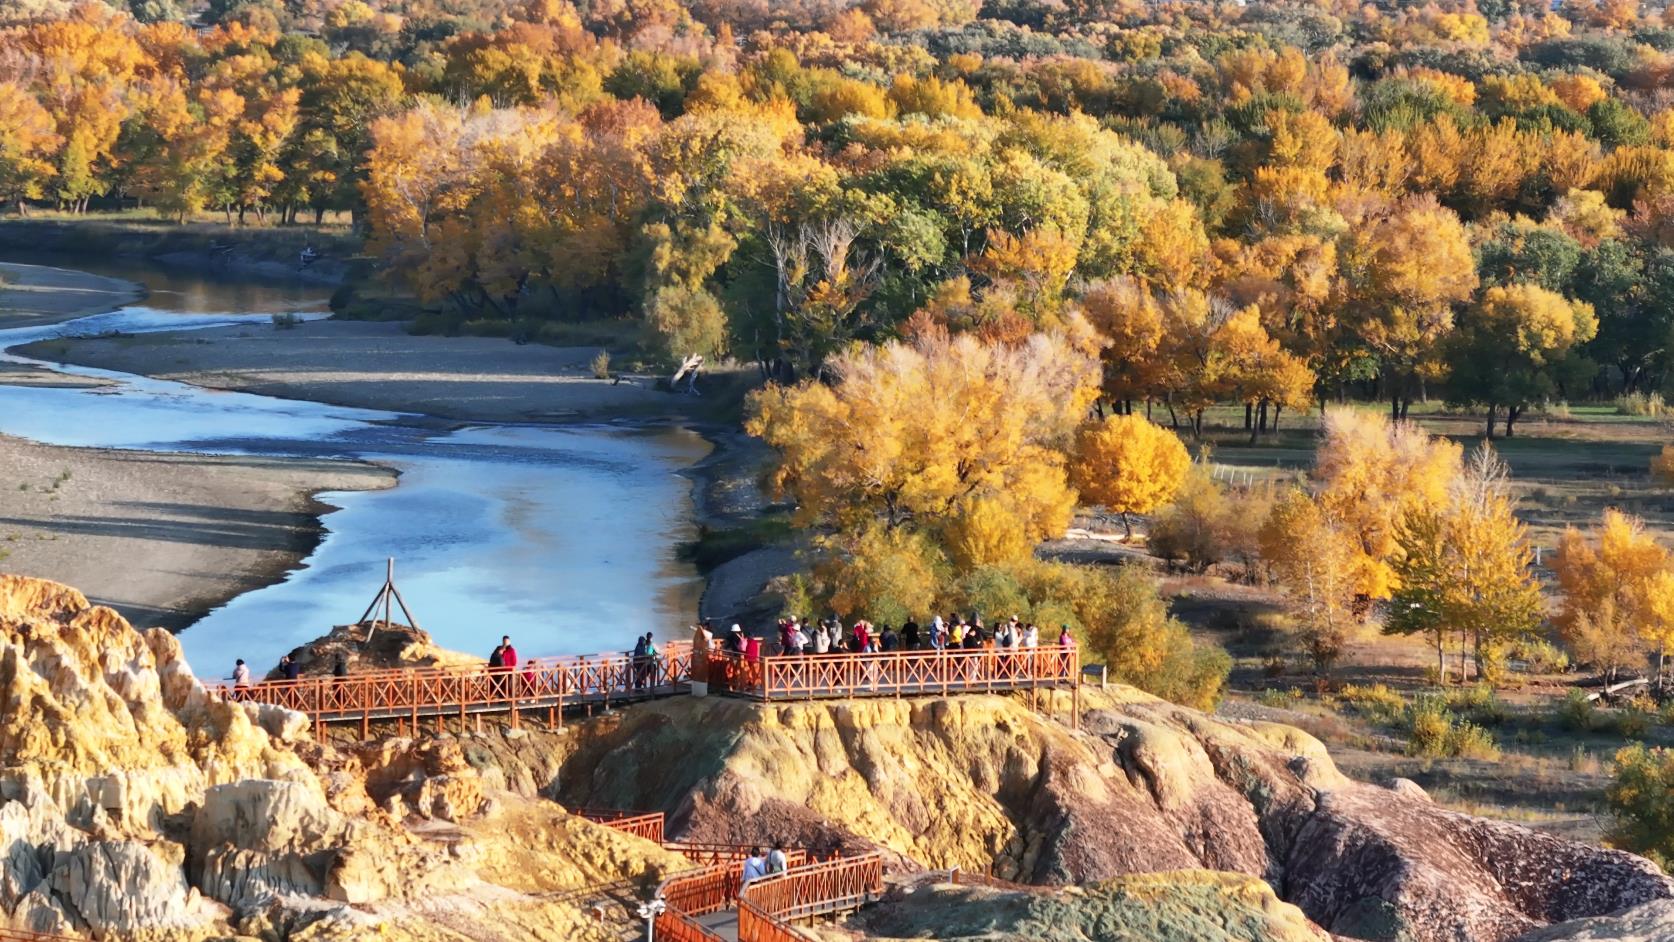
[654,848,884,942]
[704,645,1082,727]
[578,809,884,941]
[209,643,696,737]
[211,643,1082,734]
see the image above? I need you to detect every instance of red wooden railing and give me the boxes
[211,640,1080,737]
[738,855,886,942]
[576,809,666,843]
[708,645,1080,700]
[208,642,693,734]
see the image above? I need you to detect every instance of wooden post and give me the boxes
[361,709,369,741]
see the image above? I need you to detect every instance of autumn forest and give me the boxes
[15,0,1674,861]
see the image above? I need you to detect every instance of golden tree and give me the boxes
[0,82,60,213]
[1387,445,1543,684]
[1553,509,1669,682]
[747,327,1099,567]
[1070,413,1191,539]
[1261,488,1361,676]
[1312,409,1463,599]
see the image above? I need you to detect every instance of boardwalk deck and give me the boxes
[212,643,1081,732]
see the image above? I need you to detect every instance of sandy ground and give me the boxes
[0,261,398,631]
[0,434,394,630]
[0,261,144,329]
[21,319,699,423]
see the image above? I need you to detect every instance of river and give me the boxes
[0,259,706,673]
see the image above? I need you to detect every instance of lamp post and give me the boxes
[636,895,667,942]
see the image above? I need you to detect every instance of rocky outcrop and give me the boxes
[0,575,683,940]
[543,689,1673,942]
[851,871,1331,942]
[267,621,480,679]
[1517,899,1674,941]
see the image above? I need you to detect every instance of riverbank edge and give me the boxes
[0,220,358,286]
[0,261,149,328]
[0,259,403,633]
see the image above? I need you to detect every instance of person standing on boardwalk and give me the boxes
[767,840,789,875]
[232,659,250,690]
[632,633,650,689]
[741,847,768,891]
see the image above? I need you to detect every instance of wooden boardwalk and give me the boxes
[211,642,1082,734]
[209,643,696,737]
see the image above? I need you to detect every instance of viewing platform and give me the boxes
[209,641,1083,736]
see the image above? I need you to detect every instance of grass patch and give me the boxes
[676,515,794,572]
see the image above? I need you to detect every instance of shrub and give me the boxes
[1615,391,1667,417]
[1405,695,1501,759]
[1505,637,1571,674]
[1028,562,1232,710]
[1607,744,1674,869]
[1558,688,1597,732]
[1146,467,1231,572]
[1445,683,1508,727]
[591,349,612,379]
[1337,683,1406,725]
[1257,687,1304,709]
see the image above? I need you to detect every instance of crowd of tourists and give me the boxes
[692,614,1074,659]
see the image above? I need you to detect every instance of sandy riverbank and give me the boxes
[18,319,719,423]
[0,434,395,631]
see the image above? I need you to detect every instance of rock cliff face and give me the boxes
[850,871,1331,942]
[544,690,1674,942]
[0,575,680,940]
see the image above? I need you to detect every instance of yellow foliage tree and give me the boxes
[1312,409,1463,599]
[1553,509,1669,681]
[1387,445,1543,684]
[747,328,1099,568]
[1070,414,1191,539]
[1261,488,1362,676]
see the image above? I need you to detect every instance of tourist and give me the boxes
[232,659,250,688]
[879,624,899,652]
[741,846,769,890]
[278,654,300,681]
[644,633,660,686]
[949,619,964,648]
[632,633,650,690]
[851,620,871,654]
[813,621,832,655]
[500,636,519,670]
[333,653,349,679]
[791,619,810,656]
[929,615,945,650]
[1058,625,1076,677]
[902,618,920,650]
[1023,623,1039,648]
[767,839,789,875]
[489,639,507,669]
[727,624,748,654]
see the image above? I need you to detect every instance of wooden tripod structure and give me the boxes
[358,557,422,643]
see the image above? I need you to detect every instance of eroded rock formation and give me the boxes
[850,871,1332,942]
[543,690,1674,942]
[0,575,681,940]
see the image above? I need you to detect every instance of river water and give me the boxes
[0,260,706,675]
